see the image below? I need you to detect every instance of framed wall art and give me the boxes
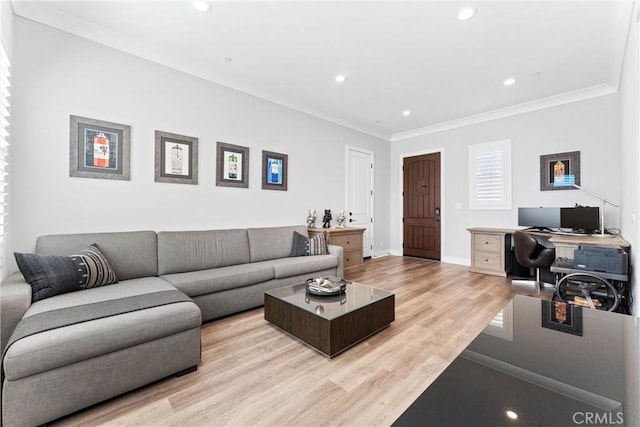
[154,131,198,185]
[216,141,249,188]
[540,151,580,191]
[69,115,130,180]
[541,300,583,336]
[262,150,288,191]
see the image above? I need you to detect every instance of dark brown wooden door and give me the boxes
[403,153,441,260]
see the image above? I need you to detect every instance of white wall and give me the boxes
[390,95,621,264]
[0,1,12,55]
[620,1,640,318]
[9,17,391,268]
[619,0,640,422]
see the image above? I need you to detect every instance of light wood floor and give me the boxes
[54,256,516,426]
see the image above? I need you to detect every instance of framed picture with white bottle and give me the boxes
[261,150,287,191]
[216,141,249,188]
[154,130,198,185]
[69,115,130,180]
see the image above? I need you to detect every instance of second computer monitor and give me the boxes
[561,207,600,233]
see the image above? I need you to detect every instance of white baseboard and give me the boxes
[442,256,470,266]
[371,251,392,258]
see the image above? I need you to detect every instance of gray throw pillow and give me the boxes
[14,243,118,302]
[289,231,309,257]
[308,232,328,255]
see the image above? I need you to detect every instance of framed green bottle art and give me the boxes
[216,141,249,188]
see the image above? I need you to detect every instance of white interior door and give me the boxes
[346,147,374,258]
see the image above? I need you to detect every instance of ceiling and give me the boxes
[11,0,636,141]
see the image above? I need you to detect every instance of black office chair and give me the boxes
[512,231,556,288]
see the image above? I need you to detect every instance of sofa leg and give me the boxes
[175,365,198,377]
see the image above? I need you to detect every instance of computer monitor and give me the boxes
[561,207,600,233]
[517,207,561,230]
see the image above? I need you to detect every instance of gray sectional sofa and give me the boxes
[1,225,343,426]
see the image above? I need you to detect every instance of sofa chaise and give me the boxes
[1,225,343,426]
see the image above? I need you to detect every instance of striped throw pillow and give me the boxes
[71,244,118,289]
[308,232,328,255]
[15,243,119,302]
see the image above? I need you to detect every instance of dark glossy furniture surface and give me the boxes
[264,282,394,357]
[394,295,639,427]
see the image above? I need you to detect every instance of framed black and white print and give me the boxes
[540,151,580,191]
[154,131,198,185]
[69,115,130,180]
[216,141,249,188]
[262,150,288,191]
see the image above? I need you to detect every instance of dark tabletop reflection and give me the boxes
[394,295,640,427]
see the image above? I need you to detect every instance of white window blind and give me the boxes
[0,42,10,276]
[469,139,512,210]
[483,300,513,341]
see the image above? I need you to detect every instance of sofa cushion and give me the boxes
[157,229,250,275]
[3,277,201,381]
[267,255,339,279]
[247,225,308,262]
[160,262,274,297]
[14,244,118,302]
[36,231,158,280]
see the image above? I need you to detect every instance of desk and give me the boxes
[549,234,630,260]
[467,227,630,275]
[467,227,513,276]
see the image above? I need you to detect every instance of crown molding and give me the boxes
[391,84,618,142]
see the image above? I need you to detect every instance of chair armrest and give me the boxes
[1,272,32,353]
[327,244,344,279]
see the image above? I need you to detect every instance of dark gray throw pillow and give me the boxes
[14,244,119,302]
[289,231,309,257]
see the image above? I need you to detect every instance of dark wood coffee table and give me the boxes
[264,282,395,357]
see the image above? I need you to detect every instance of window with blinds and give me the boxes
[483,300,513,341]
[0,42,10,277]
[469,139,512,210]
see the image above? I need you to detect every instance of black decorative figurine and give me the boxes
[322,209,332,228]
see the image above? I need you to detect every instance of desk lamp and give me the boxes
[554,175,619,237]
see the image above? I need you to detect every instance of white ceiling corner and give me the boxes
[10,0,635,142]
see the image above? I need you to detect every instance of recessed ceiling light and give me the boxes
[402,110,411,116]
[458,7,477,21]
[193,1,212,12]
[224,57,233,63]
[335,75,346,83]
[504,78,516,86]
[506,410,518,420]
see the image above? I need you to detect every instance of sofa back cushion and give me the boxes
[157,229,250,275]
[36,231,158,280]
[247,225,308,262]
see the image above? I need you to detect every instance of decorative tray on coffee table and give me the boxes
[305,277,350,296]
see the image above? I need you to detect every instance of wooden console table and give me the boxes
[309,227,366,271]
